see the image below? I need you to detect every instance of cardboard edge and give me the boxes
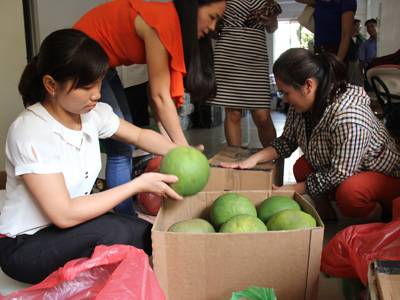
[305,227,325,300]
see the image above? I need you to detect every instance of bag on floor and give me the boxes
[320,197,400,287]
[0,244,165,300]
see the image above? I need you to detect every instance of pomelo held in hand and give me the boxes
[160,147,210,197]
[210,193,257,230]
[257,195,301,224]
[219,214,268,233]
[267,209,317,231]
[168,218,215,233]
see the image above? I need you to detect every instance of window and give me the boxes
[273,20,314,64]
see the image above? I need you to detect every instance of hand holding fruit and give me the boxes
[133,172,183,201]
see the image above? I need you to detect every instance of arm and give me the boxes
[135,15,189,147]
[22,171,182,229]
[337,10,355,61]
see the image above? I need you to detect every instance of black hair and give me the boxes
[353,18,361,24]
[273,48,348,126]
[18,28,109,108]
[365,18,377,26]
[174,0,225,102]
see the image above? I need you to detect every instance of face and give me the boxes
[352,21,361,35]
[366,22,377,37]
[276,78,315,114]
[197,1,226,39]
[55,79,102,115]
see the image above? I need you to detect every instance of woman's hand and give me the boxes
[133,172,183,201]
[193,144,205,152]
[260,15,277,26]
[272,182,307,195]
[219,156,259,169]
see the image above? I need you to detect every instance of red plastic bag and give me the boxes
[321,197,400,286]
[0,245,165,300]
[137,156,162,216]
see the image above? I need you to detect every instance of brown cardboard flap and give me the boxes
[375,259,400,300]
[0,171,6,190]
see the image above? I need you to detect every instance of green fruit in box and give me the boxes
[168,218,215,233]
[210,193,257,230]
[267,209,317,231]
[219,214,268,233]
[257,195,301,224]
[160,147,210,197]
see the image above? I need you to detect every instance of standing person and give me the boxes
[219,48,400,224]
[296,0,356,67]
[207,0,282,148]
[73,0,226,216]
[359,18,378,92]
[0,29,184,284]
[347,18,364,86]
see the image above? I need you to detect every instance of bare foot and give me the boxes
[137,212,156,224]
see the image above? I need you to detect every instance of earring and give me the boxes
[53,92,56,98]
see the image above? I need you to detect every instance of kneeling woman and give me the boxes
[0,29,183,284]
[220,48,400,223]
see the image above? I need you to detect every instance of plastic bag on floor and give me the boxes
[0,244,165,300]
[229,286,276,300]
[320,197,400,286]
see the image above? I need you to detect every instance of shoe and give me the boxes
[321,216,338,224]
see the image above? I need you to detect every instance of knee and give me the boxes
[251,111,273,127]
[293,156,314,183]
[225,109,242,123]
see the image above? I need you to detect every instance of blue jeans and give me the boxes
[100,69,137,216]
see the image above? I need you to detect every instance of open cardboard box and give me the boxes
[204,146,284,191]
[152,190,324,300]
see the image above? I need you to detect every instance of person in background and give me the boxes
[347,18,365,86]
[73,0,226,217]
[359,18,378,92]
[295,0,356,67]
[207,0,282,148]
[0,29,184,285]
[219,48,400,224]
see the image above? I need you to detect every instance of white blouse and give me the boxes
[0,102,119,237]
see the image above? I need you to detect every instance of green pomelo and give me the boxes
[267,209,317,231]
[219,214,268,233]
[210,193,257,230]
[257,195,301,224]
[167,218,215,233]
[160,147,210,197]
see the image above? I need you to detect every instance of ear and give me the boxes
[303,78,317,96]
[43,75,57,96]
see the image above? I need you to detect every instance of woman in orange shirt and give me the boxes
[73,0,226,217]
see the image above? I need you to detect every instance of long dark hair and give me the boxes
[18,28,109,108]
[273,48,348,125]
[174,0,225,102]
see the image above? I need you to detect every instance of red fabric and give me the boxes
[293,155,400,218]
[73,0,186,106]
[321,197,400,286]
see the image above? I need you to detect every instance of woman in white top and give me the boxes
[0,29,183,284]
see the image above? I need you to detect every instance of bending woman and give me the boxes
[0,29,183,284]
[73,0,226,216]
[220,48,400,224]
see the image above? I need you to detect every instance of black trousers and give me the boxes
[0,212,152,284]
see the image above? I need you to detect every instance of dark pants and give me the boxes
[0,213,152,284]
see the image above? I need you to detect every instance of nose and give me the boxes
[210,19,218,31]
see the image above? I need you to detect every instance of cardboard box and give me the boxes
[366,259,400,300]
[204,146,284,191]
[152,190,324,300]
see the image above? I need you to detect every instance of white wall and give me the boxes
[377,0,400,56]
[0,1,27,170]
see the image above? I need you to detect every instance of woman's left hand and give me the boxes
[272,182,307,195]
[260,15,277,26]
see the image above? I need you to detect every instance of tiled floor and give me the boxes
[183,102,352,300]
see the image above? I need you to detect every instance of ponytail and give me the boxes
[18,55,46,108]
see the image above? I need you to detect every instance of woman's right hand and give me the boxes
[219,155,259,170]
[134,172,184,201]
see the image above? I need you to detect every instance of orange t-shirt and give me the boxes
[73,0,186,106]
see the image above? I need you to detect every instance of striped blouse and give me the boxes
[270,85,400,197]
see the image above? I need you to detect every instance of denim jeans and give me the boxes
[100,69,137,216]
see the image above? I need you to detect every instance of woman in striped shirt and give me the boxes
[221,48,400,224]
